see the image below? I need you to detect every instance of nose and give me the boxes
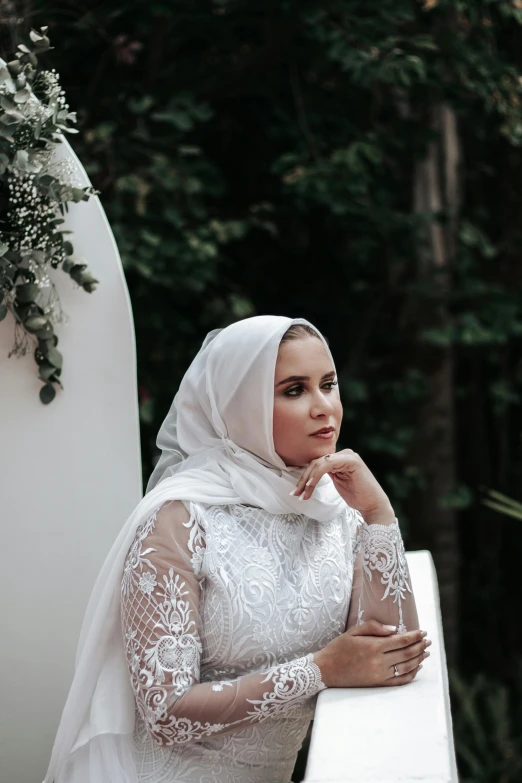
[310,387,335,419]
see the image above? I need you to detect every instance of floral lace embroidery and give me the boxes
[246,654,326,720]
[357,520,412,633]
[183,505,206,577]
[211,681,234,692]
[121,509,158,598]
[121,503,416,782]
[121,504,330,750]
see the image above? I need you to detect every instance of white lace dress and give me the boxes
[120,500,418,783]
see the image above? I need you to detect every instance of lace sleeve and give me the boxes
[346,516,419,633]
[121,500,326,747]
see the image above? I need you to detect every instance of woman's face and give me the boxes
[273,336,343,467]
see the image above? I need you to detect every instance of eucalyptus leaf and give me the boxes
[13,149,42,174]
[15,282,39,303]
[35,322,54,339]
[38,360,57,381]
[2,77,16,94]
[39,383,56,404]
[7,60,21,75]
[0,110,23,124]
[0,126,14,142]
[24,315,48,333]
[0,69,14,88]
[1,95,15,111]
[14,87,31,104]
[46,346,63,369]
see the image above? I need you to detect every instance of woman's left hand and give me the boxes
[291,449,395,525]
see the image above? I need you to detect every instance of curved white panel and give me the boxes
[0,139,142,783]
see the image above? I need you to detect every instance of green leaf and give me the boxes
[14,87,31,104]
[0,125,14,142]
[0,109,23,124]
[482,489,522,521]
[38,360,57,381]
[35,322,54,339]
[6,60,21,75]
[24,315,48,333]
[39,383,56,404]
[0,303,7,321]
[483,499,522,521]
[15,282,39,303]
[46,346,63,369]
[13,149,42,174]
[1,95,15,111]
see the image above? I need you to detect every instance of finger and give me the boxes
[389,652,426,678]
[349,619,398,637]
[291,456,329,498]
[302,455,337,499]
[383,664,422,687]
[291,460,319,497]
[382,629,427,652]
[385,637,431,662]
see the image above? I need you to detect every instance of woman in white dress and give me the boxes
[45,315,428,783]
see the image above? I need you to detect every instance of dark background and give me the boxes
[3,1,522,778]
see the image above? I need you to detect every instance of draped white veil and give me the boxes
[44,315,345,783]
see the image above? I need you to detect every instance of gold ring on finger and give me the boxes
[393,664,399,677]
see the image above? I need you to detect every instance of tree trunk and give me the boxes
[410,104,460,666]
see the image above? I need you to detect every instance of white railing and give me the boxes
[0,139,142,783]
[304,550,459,783]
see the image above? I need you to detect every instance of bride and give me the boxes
[45,315,429,783]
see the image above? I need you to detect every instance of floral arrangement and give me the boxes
[0,27,98,403]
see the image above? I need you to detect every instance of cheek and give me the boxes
[273,400,305,444]
[333,395,343,427]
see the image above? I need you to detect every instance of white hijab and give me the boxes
[45,315,345,783]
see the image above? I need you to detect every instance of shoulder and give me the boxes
[128,500,207,569]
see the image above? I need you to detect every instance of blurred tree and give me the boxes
[3,0,522,675]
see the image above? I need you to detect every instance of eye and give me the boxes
[284,384,304,397]
[322,380,338,391]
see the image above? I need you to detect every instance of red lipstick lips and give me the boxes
[310,426,335,438]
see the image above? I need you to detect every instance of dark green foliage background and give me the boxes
[5,1,522,778]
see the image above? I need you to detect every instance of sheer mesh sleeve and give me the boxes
[347,516,419,633]
[121,500,326,747]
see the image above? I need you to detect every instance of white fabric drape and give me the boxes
[45,315,345,783]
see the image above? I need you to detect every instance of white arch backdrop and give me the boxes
[0,139,142,783]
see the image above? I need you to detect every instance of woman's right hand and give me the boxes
[313,620,431,688]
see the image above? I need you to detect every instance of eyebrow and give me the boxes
[276,370,336,387]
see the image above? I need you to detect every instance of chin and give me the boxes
[284,441,337,468]
[309,444,336,460]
